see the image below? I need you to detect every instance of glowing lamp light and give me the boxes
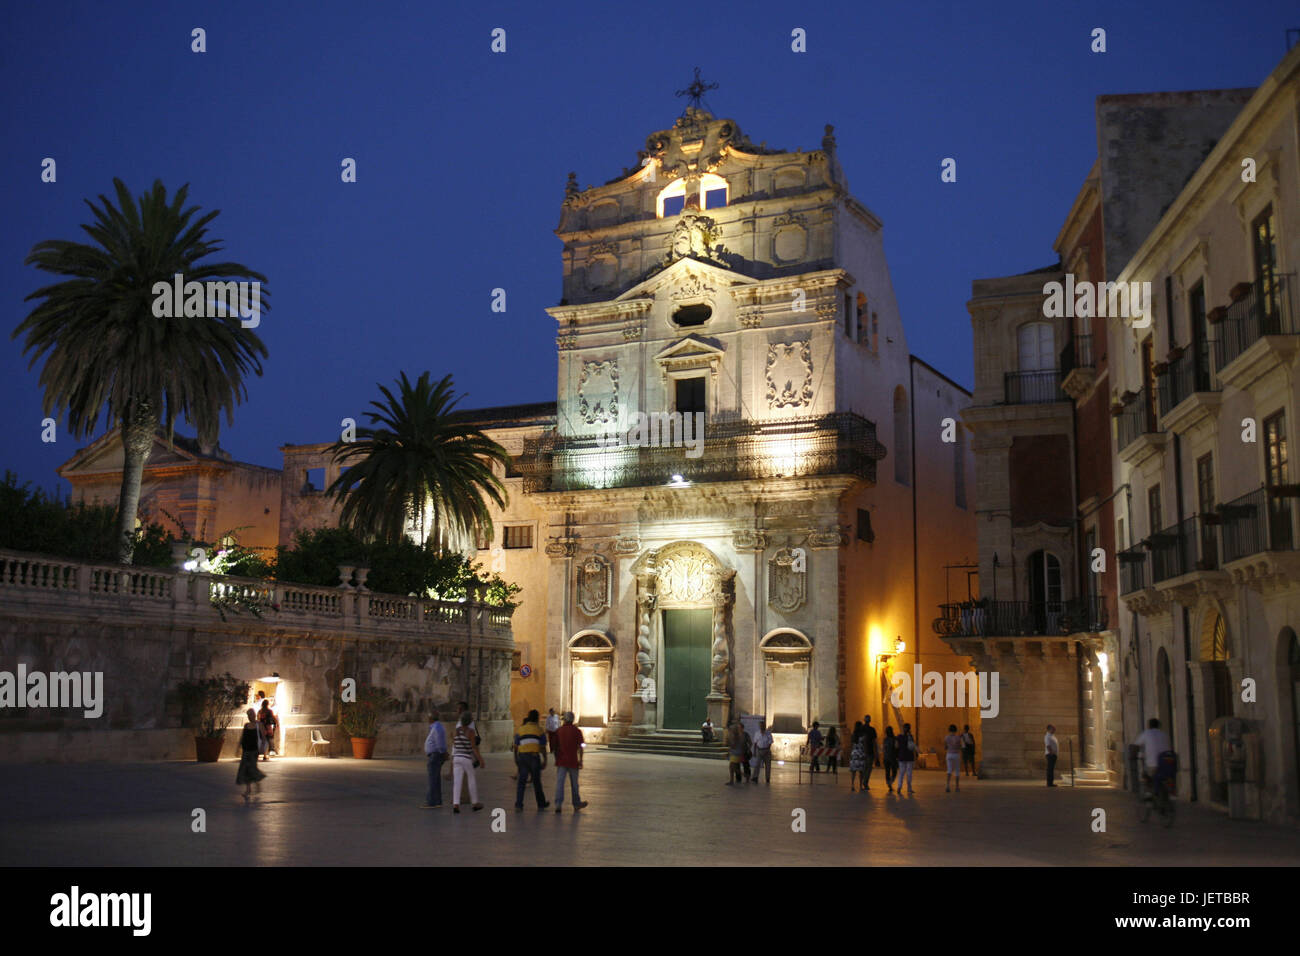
[894,636,906,655]
[668,474,690,488]
[777,760,785,766]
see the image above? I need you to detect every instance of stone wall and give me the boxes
[0,549,515,761]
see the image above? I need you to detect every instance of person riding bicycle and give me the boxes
[1133,717,1176,798]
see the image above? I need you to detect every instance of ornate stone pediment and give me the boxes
[577,360,619,425]
[576,554,612,616]
[545,539,578,558]
[768,548,807,612]
[766,340,813,409]
[670,269,717,301]
[655,335,725,382]
[613,536,641,556]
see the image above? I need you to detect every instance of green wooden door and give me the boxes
[662,608,712,729]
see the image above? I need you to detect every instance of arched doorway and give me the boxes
[1199,610,1232,723]
[567,631,613,727]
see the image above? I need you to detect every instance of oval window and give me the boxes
[673,304,712,327]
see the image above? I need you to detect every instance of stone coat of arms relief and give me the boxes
[769,547,807,612]
[577,359,619,425]
[576,554,611,617]
[766,340,813,409]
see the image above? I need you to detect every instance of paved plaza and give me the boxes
[3,751,1298,867]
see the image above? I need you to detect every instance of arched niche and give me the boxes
[568,630,613,727]
[759,628,813,735]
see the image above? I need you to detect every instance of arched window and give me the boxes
[656,173,728,218]
[1018,322,1055,372]
[893,386,910,486]
[1200,611,1232,722]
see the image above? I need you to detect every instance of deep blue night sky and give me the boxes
[2,0,1295,494]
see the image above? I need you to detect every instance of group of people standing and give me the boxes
[724,718,775,784]
[421,704,589,814]
[845,717,977,795]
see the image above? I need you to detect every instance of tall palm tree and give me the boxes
[15,178,269,563]
[328,372,509,550]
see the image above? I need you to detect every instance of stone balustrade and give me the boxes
[0,548,514,648]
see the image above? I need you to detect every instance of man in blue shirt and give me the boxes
[423,707,449,808]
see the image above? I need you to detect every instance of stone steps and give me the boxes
[603,730,730,760]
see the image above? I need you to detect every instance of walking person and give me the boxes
[750,720,773,783]
[849,722,866,792]
[1044,724,1059,787]
[726,720,746,785]
[452,712,485,813]
[861,716,879,790]
[545,708,561,755]
[882,726,899,792]
[807,720,824,773]
[741,724,753,781]
[896,722,917,795]
[422,708,448,808]
[236,708,266,801]
[944,724,963,792]
[961,724,976,777]
[825,725,840,776]
[553,711,588,812]
[514,709,550,811]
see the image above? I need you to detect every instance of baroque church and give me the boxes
[62,95,980,756]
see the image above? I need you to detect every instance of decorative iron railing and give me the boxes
[932,596,1108,637]
[1118,546,1147,595]
[1116,387,1160,452]
[1157,340,1217,416]
[1147,514,1218,583]
[518,412,884,493]
[1004,369,1066,405]
[1214,274,1296,371]
[1219,486,1299,562]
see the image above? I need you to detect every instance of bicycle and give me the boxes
[1137,751,1177,827]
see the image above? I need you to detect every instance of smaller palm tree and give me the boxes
[327,372,509,550]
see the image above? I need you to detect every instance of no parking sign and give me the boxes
[519,664,532,678]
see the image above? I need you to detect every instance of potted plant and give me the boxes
[1166,345,1185,362]
[1152,360,1170,375]
[1229,281,1253,303]
[1111,402,1125,417]
[338,684,398,758]
[1208,306,1228,325]
[177,672,250,762]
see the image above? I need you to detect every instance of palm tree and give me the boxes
[327,372,509,550]
[15,179,269,563]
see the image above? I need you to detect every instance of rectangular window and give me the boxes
[1118,517,1127,552]
[856,508,875,543]
[1265,411,1288,486]
[856,294,867,344]
[844,293,853,338]
[503,525,533,550]
[1253,205,1278,320]
[1148,484,1163,537]
[1085,527,1098,601]
[704,187,727,210]
[1196,453,1215,514]
[303,468,325,493]
[662,194,685,218]
[476,527,493,550]
[675,376,706,416]
[1164,276,1176,348]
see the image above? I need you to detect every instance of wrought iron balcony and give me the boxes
[1213,273,1296,372]
[1147,514,1219,584]
[932,596,1108,638]
[1116,387,1161,452]
[1060,334,1094,376]
[1157,340,1218,417]
[1219,486,1299,563]
[1118,546,1147,595]
[1003,369,1066,405]
[518,411,884,493]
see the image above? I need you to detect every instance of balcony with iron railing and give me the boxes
[1147,514,1219,584]
[932,595,1108,638]
[1219,486,1299,563]
[1115,386,1163,458]
[1156,339,1220,433]
[1118,546,1148,595]
[1003,368,1067,405]
[518,411,885,493]
[1212,273,1298,385]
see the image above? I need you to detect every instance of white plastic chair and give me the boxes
[309,729,331,757]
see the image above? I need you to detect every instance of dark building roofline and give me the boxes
[909,355,972,398]
[448,401,557,429]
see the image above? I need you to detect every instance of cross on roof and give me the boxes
[675,67,718,112]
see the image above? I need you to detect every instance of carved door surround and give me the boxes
[629,540,736,723]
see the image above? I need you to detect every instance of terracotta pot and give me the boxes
[351,737,377,759]
[194,737,224,763]
[1207,306,1228,324]
[1229,282,1253,303]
